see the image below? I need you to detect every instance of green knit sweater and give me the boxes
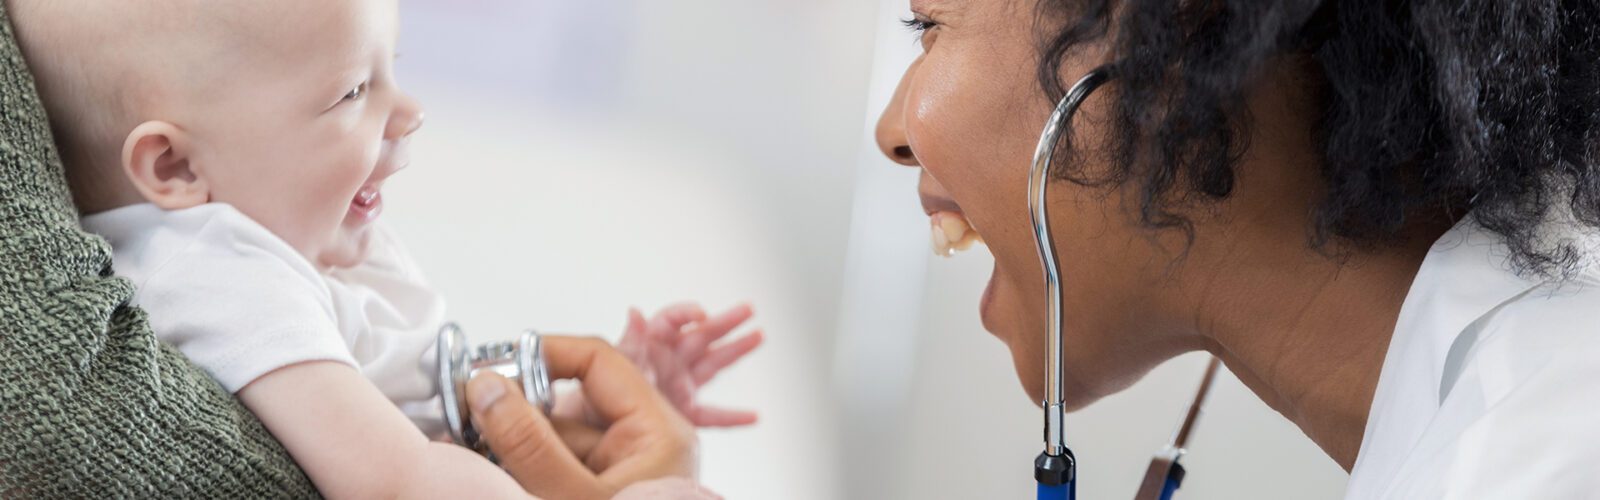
[0,6,319,498]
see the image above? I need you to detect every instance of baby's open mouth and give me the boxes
[354,186,380,208]
[930,211,983,257]
[347,185,384,224]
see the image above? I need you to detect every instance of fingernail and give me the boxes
[470,377,506,414]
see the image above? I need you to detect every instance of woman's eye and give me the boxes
[341,82,368,102]
[901,17,939,47]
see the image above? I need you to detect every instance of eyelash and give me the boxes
[342,82,369,102]
[901,17,938,42]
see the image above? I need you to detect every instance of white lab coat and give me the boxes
[1345,218,1600,498]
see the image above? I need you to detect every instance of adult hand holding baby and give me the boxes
[468,336,710,500]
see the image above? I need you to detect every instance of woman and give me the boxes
[487,0,1600,497]
[871,0,1600,497]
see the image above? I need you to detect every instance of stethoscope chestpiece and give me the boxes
[437,323,555,456]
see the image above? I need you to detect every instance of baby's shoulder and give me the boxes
[87,203,329,302]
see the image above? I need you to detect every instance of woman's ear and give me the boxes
[122,121,208,209]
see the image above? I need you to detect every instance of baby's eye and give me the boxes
[341,82,369,102]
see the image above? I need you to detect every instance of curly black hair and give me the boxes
[1036,0,1600,274]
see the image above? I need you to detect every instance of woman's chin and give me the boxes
[1017,364,1047,406]
[982,267,1101,409]
[983,271,1042,402]
[1014,362,1103,412]
[979,266,1003,335]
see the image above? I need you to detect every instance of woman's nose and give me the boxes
[875,67,919,167]
[386,92,426,140]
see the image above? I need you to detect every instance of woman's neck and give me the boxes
[1188,231,1436,470]
[1167,60,1449,469]
[1146,59,1456,469]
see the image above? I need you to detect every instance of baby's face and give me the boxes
[181,0,421,269]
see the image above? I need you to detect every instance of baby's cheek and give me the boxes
[315,156,372,217]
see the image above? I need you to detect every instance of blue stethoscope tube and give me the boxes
[1028,67,1223,500]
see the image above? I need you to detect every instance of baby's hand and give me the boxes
[618,302,764,427]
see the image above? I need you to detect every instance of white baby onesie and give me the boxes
[80,203,446,434]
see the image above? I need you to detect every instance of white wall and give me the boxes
[388,1,877,498]
[390,1,1351,498]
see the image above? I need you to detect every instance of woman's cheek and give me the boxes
[904,59,980,191]
[904,56,959,143]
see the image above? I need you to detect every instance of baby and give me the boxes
[6,0,762,497]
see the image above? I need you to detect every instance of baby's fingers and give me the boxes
[688,405,759,427]
[691,330,764,386]
[650,302,708,338]
[620,304,652,358]
[625,307,648,336]
[680,303,755,359]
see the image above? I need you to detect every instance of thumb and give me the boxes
[468,372,609,500]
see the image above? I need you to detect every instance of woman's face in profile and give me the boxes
[878,0,1193,408]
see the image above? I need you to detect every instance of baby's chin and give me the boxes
[315,230,374,270]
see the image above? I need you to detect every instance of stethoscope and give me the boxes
[1029,68,1224,500]
[436,323,556,457]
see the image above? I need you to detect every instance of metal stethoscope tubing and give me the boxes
[1029,67,1224,500]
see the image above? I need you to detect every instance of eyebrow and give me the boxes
[911,0,955,17]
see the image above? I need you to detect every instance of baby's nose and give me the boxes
[387,93,425,140]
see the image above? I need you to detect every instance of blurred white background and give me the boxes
[387,1,1349,498]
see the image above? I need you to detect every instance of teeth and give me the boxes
[930,211,984,257]
[931,223,951,256]
[939,216,966,246]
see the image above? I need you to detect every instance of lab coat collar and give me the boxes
[1350,215,1600,496]
[1349,217,1543,494]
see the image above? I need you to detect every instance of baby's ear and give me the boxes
[122,121,208,209]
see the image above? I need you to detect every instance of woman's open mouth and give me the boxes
[918,181,995,324]
[919,178,985,257]
[926,208,1000,329]
[929,211,984,257]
